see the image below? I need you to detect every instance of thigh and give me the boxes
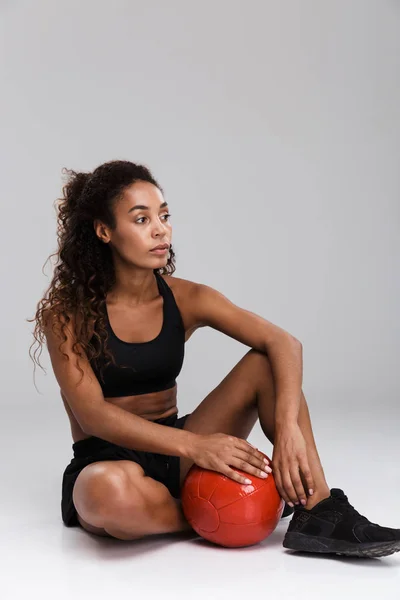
[179,349,269,487]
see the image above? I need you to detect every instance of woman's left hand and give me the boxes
[271,422,315,507]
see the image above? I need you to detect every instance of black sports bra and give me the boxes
[90,271,185,397]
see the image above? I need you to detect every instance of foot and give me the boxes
[282,488,400,558]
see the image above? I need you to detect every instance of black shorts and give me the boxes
[61,412,190,528]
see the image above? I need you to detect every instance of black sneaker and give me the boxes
[281,502,295,519]
[283,488,400,558]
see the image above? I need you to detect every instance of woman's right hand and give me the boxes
[188,433,272,485]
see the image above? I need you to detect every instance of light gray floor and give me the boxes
[3,397,399,599]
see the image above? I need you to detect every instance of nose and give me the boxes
[152,217,168,238]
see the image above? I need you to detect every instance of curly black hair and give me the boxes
[27,159,176,390]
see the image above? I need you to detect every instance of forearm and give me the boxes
[83,402,197,458]
[265,334,303,427]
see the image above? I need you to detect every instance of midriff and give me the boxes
[61,384,178,443]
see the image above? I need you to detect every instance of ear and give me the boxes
[93,220,110,244]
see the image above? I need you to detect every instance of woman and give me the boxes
[29,160,400,557]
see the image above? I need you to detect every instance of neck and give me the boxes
[107,269,159,307]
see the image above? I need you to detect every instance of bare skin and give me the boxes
[56,180,330,540]
[67,276,330,539]
[61,274,199,446]
[63,274,198,536]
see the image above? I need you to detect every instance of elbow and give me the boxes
[268,333,301,352]
[292,336,302,351]
[284,333,302,349]
[79,411,98,436]
[81,406,109,437]
[81,417,97,437]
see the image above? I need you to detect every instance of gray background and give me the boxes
[2,0,400,597]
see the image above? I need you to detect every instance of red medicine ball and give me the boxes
[181,452,284,548]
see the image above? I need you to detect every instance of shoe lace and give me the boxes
[332,493,368,522]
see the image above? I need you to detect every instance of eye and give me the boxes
[135,213,171,224]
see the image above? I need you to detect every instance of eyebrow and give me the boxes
[128,201,168,214]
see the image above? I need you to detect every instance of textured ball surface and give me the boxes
[181,453,284,547]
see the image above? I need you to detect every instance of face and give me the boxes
[95,181,172,267]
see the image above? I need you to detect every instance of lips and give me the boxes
[151,244,170,251]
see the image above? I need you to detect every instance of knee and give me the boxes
[247,348,269,362]
[73,462,147,526]
[246,348,273,378]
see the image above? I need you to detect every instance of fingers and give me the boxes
[233,439,315,506]
[223,439,273,485]
[229,452,272,481]
[238,440,269,465]
[288,466,307,505]
[291,457,314,505]
[235,446,272,472]
[274,459,314,506]
[299,458,315,498]
[223,465,253,485]
[273,469,293,506]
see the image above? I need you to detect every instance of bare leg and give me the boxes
[257,384,331,509]
[101,476,194,540]
[179,350,331,511]
[73,461,194,541]
[75,352,330,541]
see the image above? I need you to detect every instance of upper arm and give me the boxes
[43,310,105,433]
[189,282,299,351]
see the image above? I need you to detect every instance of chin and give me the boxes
[149,256,168,265]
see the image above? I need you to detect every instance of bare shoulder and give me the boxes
[158,273,235,334]
[159,273,204,336]
[159,273,199,296]
[160,273,207,309]
[161,273,297,349]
